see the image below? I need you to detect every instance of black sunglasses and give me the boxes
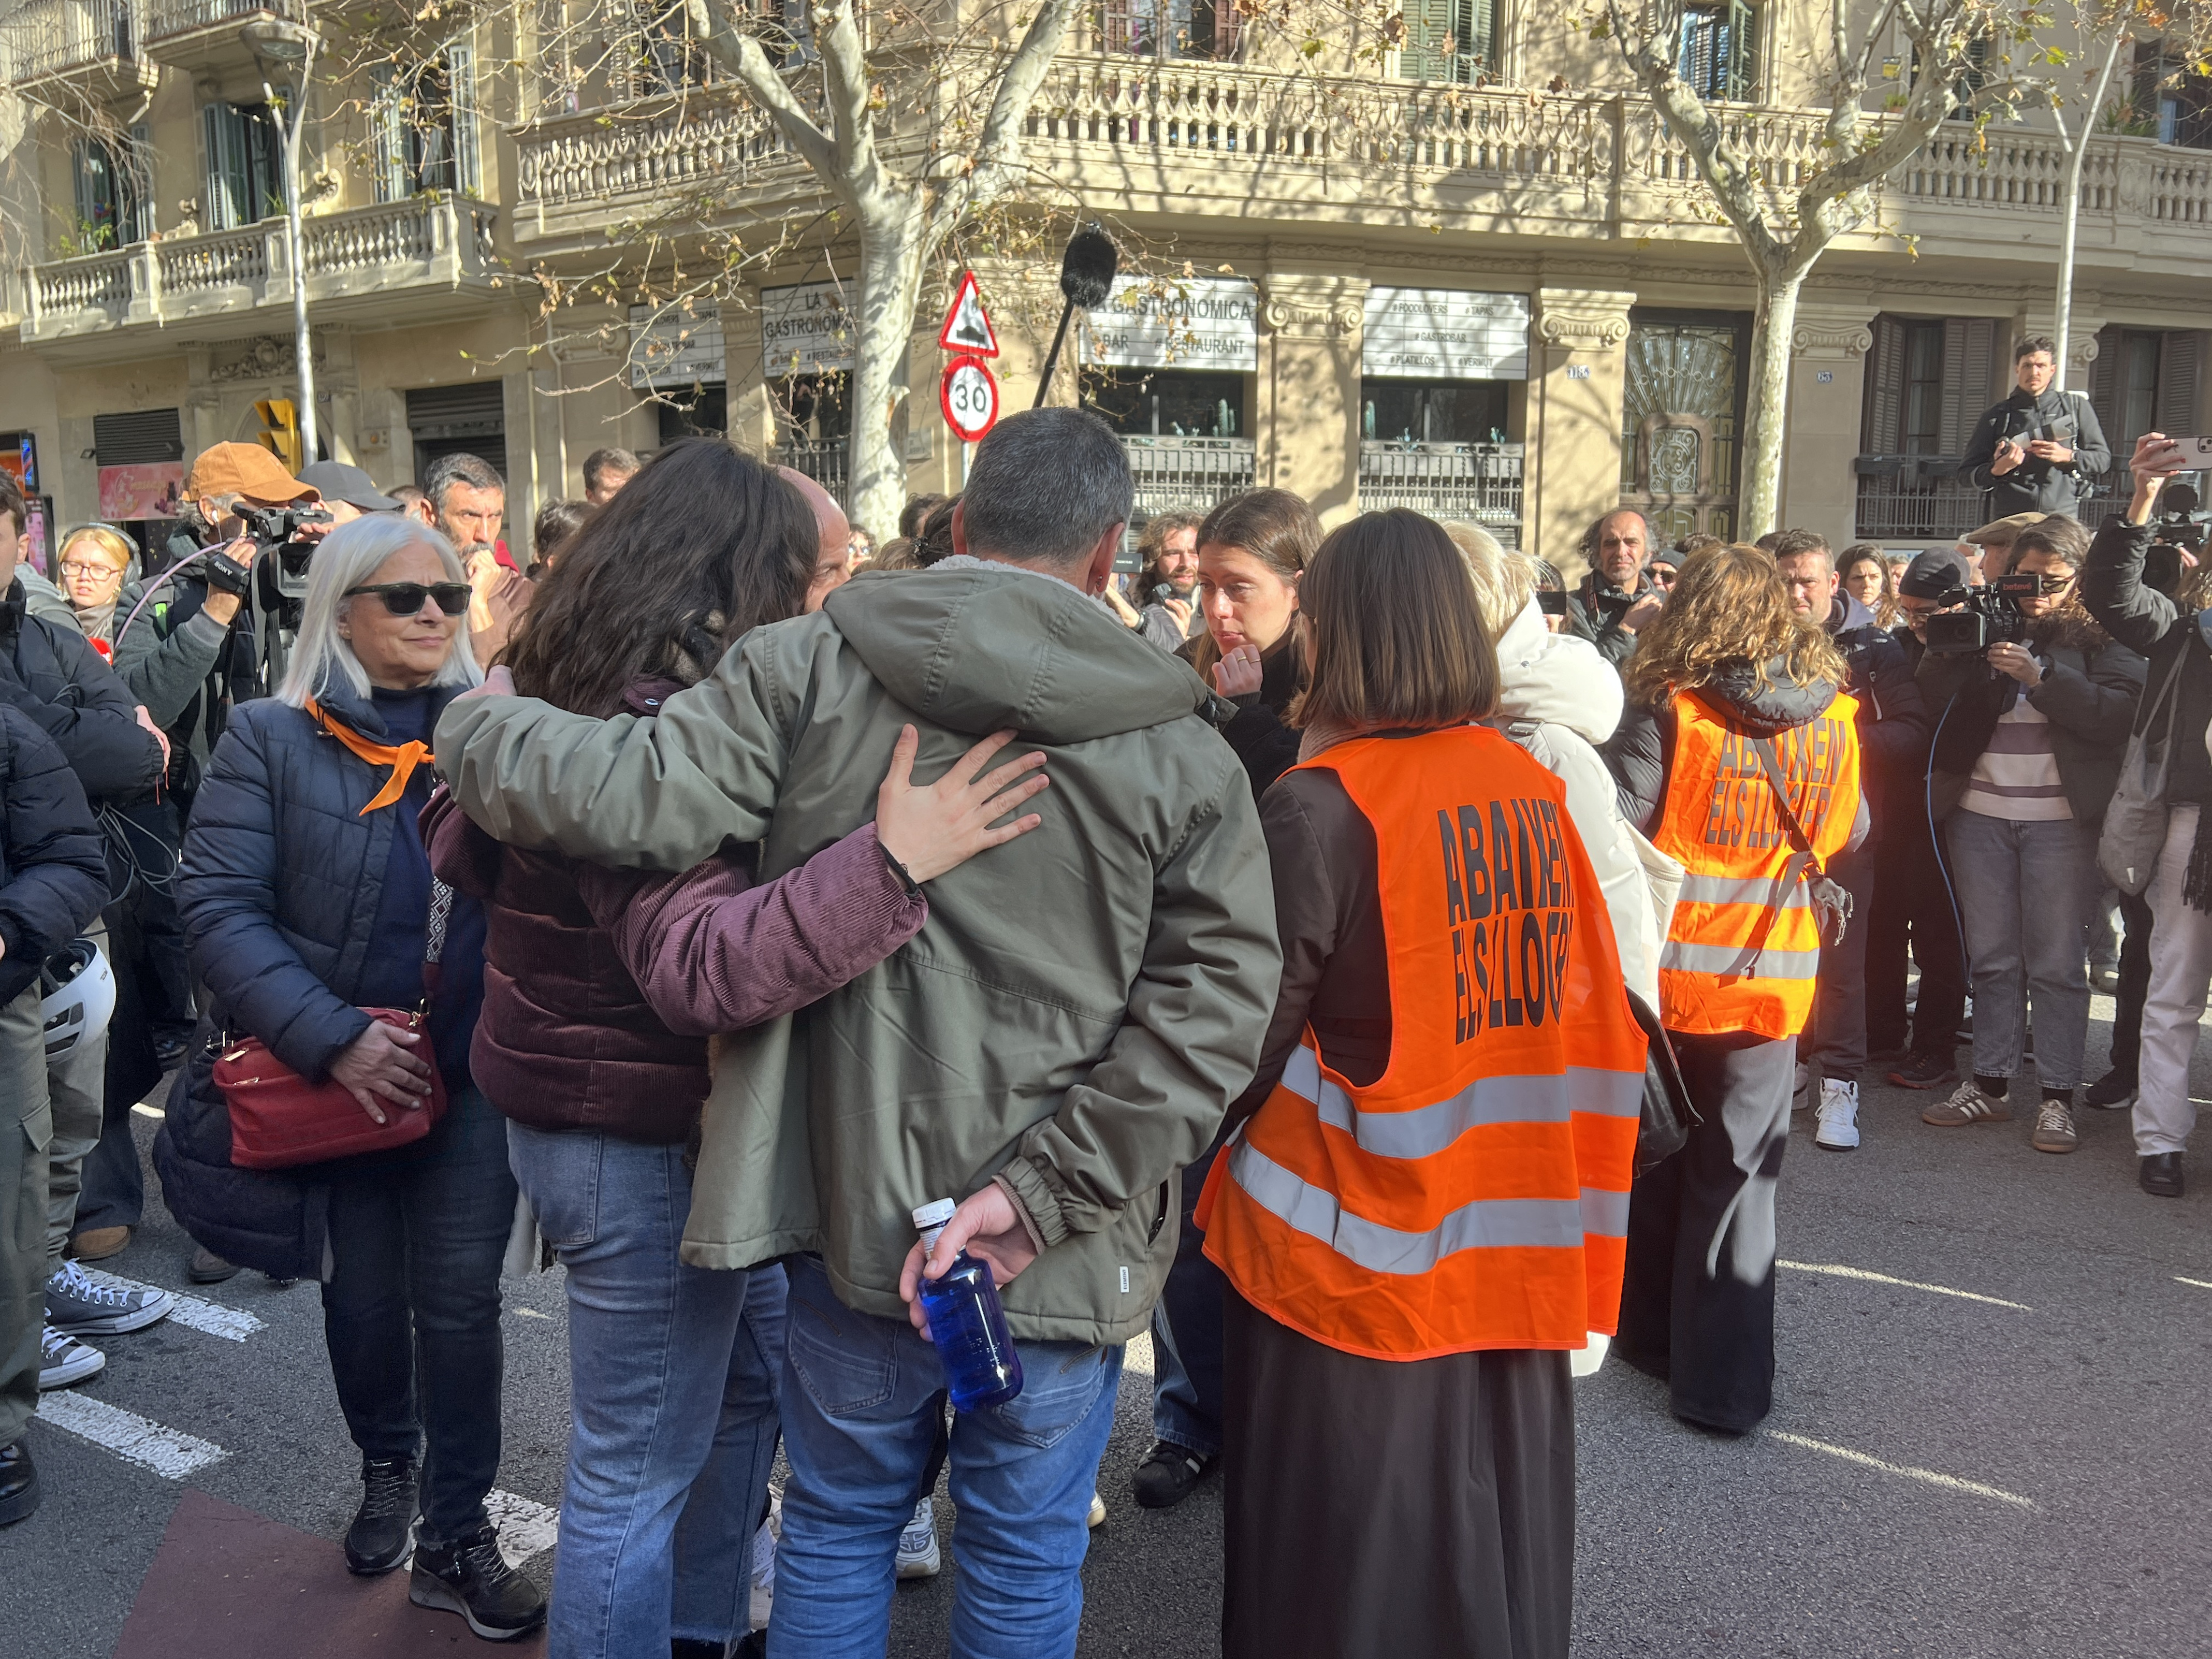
[346,581,471,617]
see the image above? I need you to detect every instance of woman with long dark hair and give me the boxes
[426,439,1048,1658]
[1201,511,1644,1656]
[1603,543,1862,1434]
[1180,488,1319,801]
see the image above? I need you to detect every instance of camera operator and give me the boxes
[2077,433,2212,1196]
[112,444,321,814]
[1961,338,2111,519]
[1567,508,1663,665]
[421,453,529,663]
[1771,530,1929,1149]
[1916,518,2143,1156]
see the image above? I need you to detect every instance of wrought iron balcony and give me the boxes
[16,195,501,360]
[1358,442,1524,540]
[1122,434,1257,522]
[1853,455,1981,542]
[3,0,157,95]
[136,0,304,70]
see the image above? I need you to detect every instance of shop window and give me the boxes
[202,101,286,231]
[656,385,729,445]
[775,374,850,444]
[1360,380,1508,445]
[1083,369,1245,439]
[1399,0,1497,84]
[1677,0,1756,101]
[1101,0,1241,61]
[373,41,483,202]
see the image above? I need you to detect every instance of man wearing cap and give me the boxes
[296,461,401,528]
[1961,512,2048,578]
[1961,337,2112,519]
[113,442,317,814]
[1867,548,1976,1092]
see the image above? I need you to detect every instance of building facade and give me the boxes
[3,0,2208,572]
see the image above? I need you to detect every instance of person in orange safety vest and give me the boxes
[1600,541,1864,1436]
[1198,510,1647,1659]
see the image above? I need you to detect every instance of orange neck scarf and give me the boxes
[305,697,432,817]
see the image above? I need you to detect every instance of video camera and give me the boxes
[235,500,332,603]
[1923,573,2047,656]
[2153,480,2211,571]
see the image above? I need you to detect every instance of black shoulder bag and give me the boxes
[1750,736,1853,947]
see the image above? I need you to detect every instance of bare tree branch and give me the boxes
[685,0,841,182]
[926,0,1084,240]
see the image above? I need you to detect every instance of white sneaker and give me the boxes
[1086,1491,1106,1530]
[1815,1078,1860,1151]
[38,1325,105,1389]
[895,1494,940,1579]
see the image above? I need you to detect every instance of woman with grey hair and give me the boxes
[153,516,545,1641]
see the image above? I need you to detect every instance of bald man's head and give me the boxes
[779,465,855,613]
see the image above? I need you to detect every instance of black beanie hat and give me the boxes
[1899,547,1972,600]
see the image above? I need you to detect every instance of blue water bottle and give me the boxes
[912,1198,1024,1411]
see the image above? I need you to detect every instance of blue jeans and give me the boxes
[1945,809,2094,1091]
[319,1083,516,1542]
[1150,1143,1223,1459]
[770,1252,1122,1659]
[507,1121,787,1659]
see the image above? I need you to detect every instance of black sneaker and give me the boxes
[1131,1439,1216,1509]
[344,1457,419,1575]
[1888,1049,1958,1090]
[2085,1069,2138,1112]
[410,1524,547,1640]
[0,1442,39,1527]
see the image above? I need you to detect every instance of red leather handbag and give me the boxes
[221,883,454,1171]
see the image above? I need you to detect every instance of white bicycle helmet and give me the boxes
[41,939,116,1063]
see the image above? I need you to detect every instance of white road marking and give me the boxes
[512,1307,551,1321]
[77,1268,266,1343]
[130,1102,164,1120]
[486,1489,560,1565]
[37,1391,228,1479]
[1777,1260,2030,1311]
[2176,1275,2212,1290]
[1766,1431,2034,1510]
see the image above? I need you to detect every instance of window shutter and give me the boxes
[1213,0,1242,59]
[1725,0,1757,99]
[72,138,100,240]
[202,102,244,232]
[2158,331,2203,439]
[448,38,482,195]
[1461,0,1494,75]
[1103,0,1134,53]
[1405,0,1454,80]
[1939,317,1997,454]
[371,69,409,202]
[2087,325,2122,442]
[124,123,151,244]
[1861,316,1906,453]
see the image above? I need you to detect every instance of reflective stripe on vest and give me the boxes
[1649,690,1862,1040]
[1196,726,1648,1361]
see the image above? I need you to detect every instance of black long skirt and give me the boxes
[1219,1287,1575,1659]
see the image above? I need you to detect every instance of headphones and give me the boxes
[56,521,143,571]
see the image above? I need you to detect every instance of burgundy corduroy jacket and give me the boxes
[421,682,926,1144]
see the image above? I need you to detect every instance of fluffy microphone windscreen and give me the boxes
[1058,225,1119,310]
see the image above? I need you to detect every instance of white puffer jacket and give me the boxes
[1490,597,1664,1009]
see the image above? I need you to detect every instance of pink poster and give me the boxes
[98,462,184,522]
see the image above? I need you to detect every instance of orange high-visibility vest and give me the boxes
[1197,727,1648,1362]
[1650,688,1861,1041]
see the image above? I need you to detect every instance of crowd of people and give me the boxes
[0,328,2198,1658]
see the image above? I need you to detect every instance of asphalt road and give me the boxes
[6,992,2212,1658]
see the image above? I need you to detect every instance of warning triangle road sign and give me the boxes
[938,271,999,357]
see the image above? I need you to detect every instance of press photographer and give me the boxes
[1915,517,2144,1155]
[1961,337,2112,519]
[112,443,326,816]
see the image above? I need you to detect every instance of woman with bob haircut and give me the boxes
[155,515,549,1641]
[1198,510,1646,1658]
[1602,542,1864,1436]
[424,439,1050,1656]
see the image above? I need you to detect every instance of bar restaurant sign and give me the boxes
[1086,276,1259,372]
[627,303,725,390]
[761,281,855,376]
[1361,288,1531,381]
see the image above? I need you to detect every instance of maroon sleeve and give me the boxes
[420,785,504,901]
[574,824,927,1036]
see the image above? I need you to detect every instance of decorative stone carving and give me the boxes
[210,336,328,383]
[1258,294,1362,336]
[1790,322,1874,358]
[1536,310,1631,349]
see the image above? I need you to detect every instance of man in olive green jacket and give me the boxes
[437,409,1279,1654]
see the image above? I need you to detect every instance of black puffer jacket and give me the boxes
[0,578,164,809]
[0,706,110,1007]
[1180,630,1303,802]
[1826,593,1929,824]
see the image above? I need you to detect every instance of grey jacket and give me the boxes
[438,562,1282,1344]
[111,573,259,779]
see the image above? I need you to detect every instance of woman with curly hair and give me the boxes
[1916,515,2144,1155]
[1602,542,1865,1434]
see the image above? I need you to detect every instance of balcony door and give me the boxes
[372,41,483,202]
[1620,312,1747,546]
[202,101,285,231]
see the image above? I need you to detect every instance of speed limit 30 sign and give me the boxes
[940,354,999,443]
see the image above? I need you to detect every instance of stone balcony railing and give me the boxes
[17,195,501,356]
[508,54,2212,263]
